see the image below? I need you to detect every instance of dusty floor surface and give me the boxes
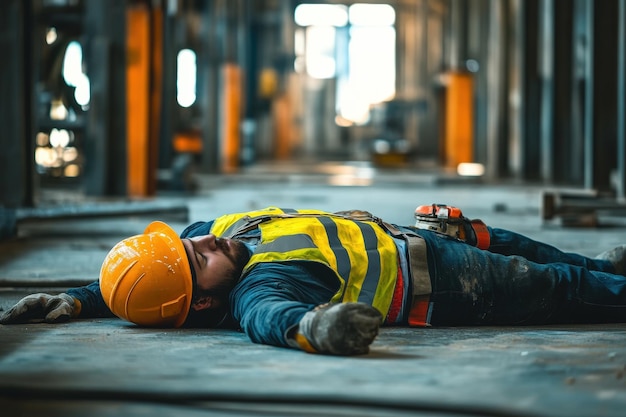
[1,165,626,416]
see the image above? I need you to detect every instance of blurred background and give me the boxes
[0,0,625,237]
[2,3,626,416]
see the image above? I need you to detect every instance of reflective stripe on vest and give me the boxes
[209,207,399,316]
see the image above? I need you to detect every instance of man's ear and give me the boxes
[191,296,213,311]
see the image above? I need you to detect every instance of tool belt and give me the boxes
[414,203,490,250]
[401,233,432,327]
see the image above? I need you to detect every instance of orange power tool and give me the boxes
[414,204,490,249]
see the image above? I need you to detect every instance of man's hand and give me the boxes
[0,293,77,324]
[294,302,382,355]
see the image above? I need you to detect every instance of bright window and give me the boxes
[305,26,337,79]
[349,3,395,26]
[177,49,197,108]
[62,41,90,109]
[294,4,348,26]
[347,25,395,105]
[294,3,396,125]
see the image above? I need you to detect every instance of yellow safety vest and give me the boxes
[209,207,399,316]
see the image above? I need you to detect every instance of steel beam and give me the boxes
[617,0,626,201]
[15,200,188,224]
[0,0,33,209]
[538,0,554,183]
[485,0,506,179]
[83,0,127,196]
[583,0,594,189]
[0,0,33,239]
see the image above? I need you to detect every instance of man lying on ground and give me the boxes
[2,205,626,356]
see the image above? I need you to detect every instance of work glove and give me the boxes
[288,302,382,355]
[0,293,78,324]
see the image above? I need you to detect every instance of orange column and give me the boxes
[273,93,292,160]
[221,64,241,173]
[444,72,474,169]
[126,4,151,197]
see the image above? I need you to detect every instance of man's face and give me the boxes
[182,234,250,308]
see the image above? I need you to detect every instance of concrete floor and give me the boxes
[1,163,626,417]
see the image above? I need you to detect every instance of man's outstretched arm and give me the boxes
[0,281,114,324]
[231,262,382,355]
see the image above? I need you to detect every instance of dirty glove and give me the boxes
[288,302,382,355]
[0,293,79,324]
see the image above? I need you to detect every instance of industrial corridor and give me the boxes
[2,0,626,416]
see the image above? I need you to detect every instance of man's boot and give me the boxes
[595,244,626,275]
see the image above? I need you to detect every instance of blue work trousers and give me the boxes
[413,227,626,325]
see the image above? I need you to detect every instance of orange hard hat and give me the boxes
[99,221,193,327]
